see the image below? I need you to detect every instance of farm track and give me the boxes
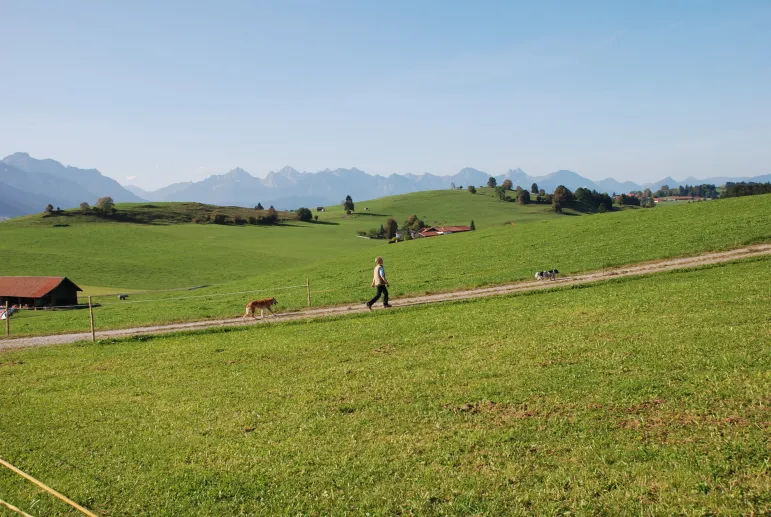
[2,243,770,351]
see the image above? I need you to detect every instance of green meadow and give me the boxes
[1,193,769,337]
[1,259,769,515]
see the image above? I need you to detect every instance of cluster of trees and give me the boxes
[574,188,613,212]
[202,206,279,225]
[721,182,771,198]
[653,184,719,199]
[360,214,425,240]
[45,196,117,215]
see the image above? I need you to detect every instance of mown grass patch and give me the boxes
[1,259,769,515]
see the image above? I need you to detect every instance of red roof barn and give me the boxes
[0,276,82,308]
[417,225,471,238]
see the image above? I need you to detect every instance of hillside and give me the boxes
[0,189,571,291]
[2,194,769,337]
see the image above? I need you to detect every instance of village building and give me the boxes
[0,276,82,308]
[417,226,471,238]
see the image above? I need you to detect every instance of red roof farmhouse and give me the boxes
[417,226,471,238]
[0,276,82,308]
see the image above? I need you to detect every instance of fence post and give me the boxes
[306,279,311,307]
[4,302,8,337]
[88,296,95,343]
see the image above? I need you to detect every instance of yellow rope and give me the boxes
[0,498,34,517]
[0,458,98,517]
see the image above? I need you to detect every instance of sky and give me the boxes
[1,0,770,190]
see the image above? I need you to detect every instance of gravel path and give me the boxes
[2,244,769,351]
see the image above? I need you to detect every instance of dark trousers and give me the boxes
[368,285,389,306]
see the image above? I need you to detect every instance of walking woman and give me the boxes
[366,256,392,310]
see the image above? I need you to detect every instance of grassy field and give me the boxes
[2,193,769,337]
[1,258,769,515]
[0,190,567,291]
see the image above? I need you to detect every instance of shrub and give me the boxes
[470,220,476,231]
[598,204,607,213]
[468,186,477,194]
[314,215,318,221]
[234,215,246,225]
[517,190,531,205]
[502,179,513,190]
[96,196,115,212]
[211,213,229,224]
[192,217,202,224]
[79,202,89,212]
[44,204,54,213]
[296,207,313,222]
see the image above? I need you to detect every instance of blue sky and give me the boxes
[2,1,769,189]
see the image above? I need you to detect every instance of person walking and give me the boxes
[366,256,391,310]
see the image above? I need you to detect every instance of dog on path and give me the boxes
[243,298,278,319]
[535,269,559,281]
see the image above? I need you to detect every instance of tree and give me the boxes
[79,202,89,212]
[487,177,497,188]
[553,185,573,203]
[494,186,507,201]
[552,200,562,213]
[385,218,398,239]
[470,220,476,231]
[501,179,513,190]
[296,207,313,222]
[517,190,531,205]
[405,214,425,231]
[44,204,54,213]
[378,224,386,239]
[343,195,354,212]
[468,185,477,194]
[96,196,115,212]
[531,183,539,194]
[256,202,264,210]
[269,205,275,210]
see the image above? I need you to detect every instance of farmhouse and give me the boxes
[417,225,471,238]
[0,276,82,308]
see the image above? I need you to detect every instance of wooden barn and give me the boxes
[0,276,82,308]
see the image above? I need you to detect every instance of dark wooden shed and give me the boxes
[0,276,82,308]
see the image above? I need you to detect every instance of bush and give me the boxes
[468,186,477,194]
[296,207,313,222]
[234,215,246,225]
[192,217,202,224]
[211,213,229,224]
[553,201,562,213]
[96,196,115,212]
[598,204,607,213]
[501,179,513,190]
[517,190,531,205]
[44,204,54,213]
[248,216,258,225]
[79,202,89,212]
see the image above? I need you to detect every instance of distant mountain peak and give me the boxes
[277,166,300,175]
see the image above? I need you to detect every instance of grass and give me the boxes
[0,190,566,291]
[1,259,769,515]
[2,193,769,338]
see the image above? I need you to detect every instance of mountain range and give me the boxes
[2,152,769,218]
[0,153,143,218]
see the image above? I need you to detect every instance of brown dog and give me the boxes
[243,298,278,319]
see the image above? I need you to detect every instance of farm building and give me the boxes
[417,226,471,238]
[0,276,82,308]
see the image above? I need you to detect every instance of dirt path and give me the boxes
[2,244,769,351]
